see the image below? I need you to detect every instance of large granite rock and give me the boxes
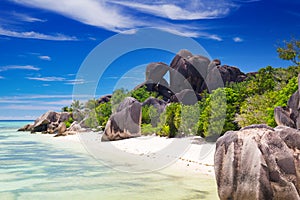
[32,111,60,132]
[169,49,246,95]
[18,111,71,134]
[18,123,34,132]
[274,106,296,128]
[217,65,247,84]
[170,89,201,105]
[215,124,300,200]
[68,121,87,132]
[275,74,300,129]
[142,97,167,114]
[116,97,139,112]
[102,98,142,141]
[97,94,112,104]
[145,62,169,83]
[134,49,247,102]
[169,49,210,94]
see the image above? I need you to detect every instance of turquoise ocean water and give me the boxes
[0,121,218,200]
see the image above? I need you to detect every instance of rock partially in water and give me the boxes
[18,111,71,135]
[215,125,300,200]
[18,123,34,132]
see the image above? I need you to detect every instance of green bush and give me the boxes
[64,116,74,128]
[157,124,170,137]
[142,105,151,124]
[141,124,160,135]
[130,86,159,102]
[236,76,298,127]
[95,102,112,128]
[158,103,181,138]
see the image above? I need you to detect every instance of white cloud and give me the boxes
[0,115,38,120]
[0,65,40,72]
[2,104,62,111]
[39,55,51,61]
[12,0,237,40]
[233,37,243,42]
[12,0,137,32]
[12,12,47,23]
[43,99,73,105]
[111,1,230,20]
[0,27,77,41]
[26,76,66,81]
[0,94,90,100]
[157,27,201,38]
[0,76,4,79]
[207,34,223,41]
[65,79,85,85]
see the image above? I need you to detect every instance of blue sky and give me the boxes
[0,0,299,120]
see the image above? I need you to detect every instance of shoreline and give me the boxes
[36,132,216,177]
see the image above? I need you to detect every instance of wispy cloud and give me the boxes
[65,79,85,85]
[12,0,137,32]
[0,94,89,100]
[12,12,47,23]
[43,99,73,105]
[0,115,38,120]
[2,104,62,111]
[26,76,86,84]
[233,37,243,42]
[26,76,65,81]
[39,55,51,61]
[0,76,4,79]
[111,1,231,20]
[0,65,40,72]
[12,0,242,39]
[0,27,77,41]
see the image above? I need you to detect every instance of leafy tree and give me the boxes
[71,100,84,121]
[85,99,98,110]
[158,103,181,137]
[61,106,72,112]
[71,100,84,111]
[277,38,300,66]
[179,104,200,136]
[200,88,237,138]
[236,76,298,127]
[111,88,128,112]
[95,101,112,127]
[84,110,99,128]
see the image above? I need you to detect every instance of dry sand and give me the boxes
[50,132,216,177]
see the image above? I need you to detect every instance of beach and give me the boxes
[0,121,218,200]
[45,132,216,176]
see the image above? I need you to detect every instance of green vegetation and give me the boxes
[64,117,74,128]
[61,38,300,139]
[277,38,300,66]
[130,86,160,102]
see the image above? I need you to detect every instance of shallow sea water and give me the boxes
[0,121,218,200]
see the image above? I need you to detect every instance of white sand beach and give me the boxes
[45,132,216,177]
